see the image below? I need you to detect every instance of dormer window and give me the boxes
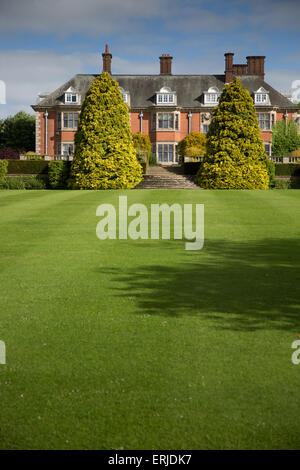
[156,87,176,106]
[254,87,270,105]
[119,87,130,105]
[64,87,78,104]
[203,87,220,106]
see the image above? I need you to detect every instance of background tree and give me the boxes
[196,79,271,189]
[272,120,300,156]
[0,111,35,151]
[178,132,206,163]
[71,72,142,189]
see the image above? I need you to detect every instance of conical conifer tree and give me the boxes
[196,78,270,189]
[71,72,142,189]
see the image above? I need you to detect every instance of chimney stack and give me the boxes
[233,64,247,77]
[102,44,112,74]
[224,53,234,83]
[159,54,173,75]
[246,56,265,80]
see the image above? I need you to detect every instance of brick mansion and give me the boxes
[32,46,300,164]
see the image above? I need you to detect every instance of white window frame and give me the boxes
[65,92,78,104]
[58,111,79,130]
[203,87,220,106]
[56,142,74,158]
[156,87,177,106]
[254,87,270,106]
[264,142,272,156]
[152,112,180,131]
[156,93,175,105]
[156,142,178,164]
[257,113,271,130]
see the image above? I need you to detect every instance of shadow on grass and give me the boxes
[104,238,300,332]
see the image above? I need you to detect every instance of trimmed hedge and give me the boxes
[275,164,300,177]
[7,160,49,175]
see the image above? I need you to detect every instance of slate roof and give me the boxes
[32,73,299,110]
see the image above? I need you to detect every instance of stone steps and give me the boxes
[135,174,200,189]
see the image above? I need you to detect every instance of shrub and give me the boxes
[273,179,291,189]
[0,159,8,181]
[149,153,157,165]
[132,133,151,159]
[48,161,70,189]
[71,72,142,189]
[266,158,275,186]
[7,160,48,175]
[0,176,46,190]
[23,177,46,189]
[196,79,270,189]
[178,132,206,164]
[0,177,25,189]
[0,147,24,160]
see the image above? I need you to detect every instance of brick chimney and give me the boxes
[159,54,173,75]
[233,64,247,77]
[224,53,234,83]
[102,44,112,74]
[246,56,265,80]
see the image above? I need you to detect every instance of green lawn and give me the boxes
[0,189,300,450]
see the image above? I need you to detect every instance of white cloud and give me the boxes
[0,49,160,118]
[0,47,299,120]
[0,50,98,118]
[267,69,300,95]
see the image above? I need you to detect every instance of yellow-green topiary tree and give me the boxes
[71,72,142,189]
[195,78,270,189]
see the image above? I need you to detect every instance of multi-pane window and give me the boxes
[153,113,179,130]
[63,143,74,155]
[63,112,79,129]
[255,93,268,104]
[158,144,174,163]
[202,124,209,134]
[258,113,271,130]
[157,93,174,104]
[264,143,271,156]
[57,143,74,156]
[205,93,218,103]
[65,93,78,103]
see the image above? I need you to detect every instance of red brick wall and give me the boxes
[35,109,297,156]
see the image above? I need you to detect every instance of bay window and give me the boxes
[152,112,179,130]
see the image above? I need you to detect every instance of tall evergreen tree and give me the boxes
[71,72,142,189]
[196,79,270,189]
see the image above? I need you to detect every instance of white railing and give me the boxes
[19,154,73,161]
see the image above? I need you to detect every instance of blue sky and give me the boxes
[0,0,300,118]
